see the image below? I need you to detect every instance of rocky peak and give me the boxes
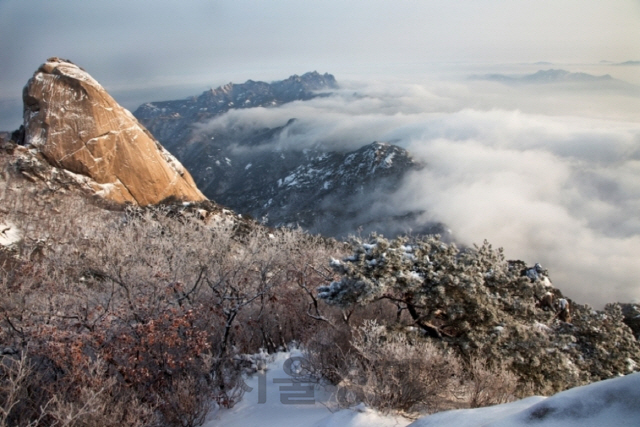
[133,71,338,153]
[130,70,444,237]
[271,71,338,98]
[21,57,205,206]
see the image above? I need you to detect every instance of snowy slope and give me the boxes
[412,372,640,427]
[208,352,640,427]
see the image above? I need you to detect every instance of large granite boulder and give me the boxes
[22,57,206,205]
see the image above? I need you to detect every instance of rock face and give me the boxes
[621,303,640,340]
[22,57,206,205]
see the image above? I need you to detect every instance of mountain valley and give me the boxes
[133,72,445,237]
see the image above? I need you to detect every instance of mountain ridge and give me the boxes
[133,72,439,237]
[134,71,337,150]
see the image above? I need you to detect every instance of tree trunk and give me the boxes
[406,302,441,338]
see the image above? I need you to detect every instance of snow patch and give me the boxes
[0,222,21,247]
[159,145,187,176]
[208,355,640,427]
[409,271,423,280]
[362,243,377,253]
[330,258,342,267]
[94,182,118,198]
[533,321,553,334]
[383,152,395,167]
[51,61,104,89]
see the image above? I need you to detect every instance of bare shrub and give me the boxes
[312,320,464,414]
[0,163,356,425]
[303,322,354,386]
[43,377,153,427]
[466,358,519,408]
[0,352,37,427]
[234,231,349,354]
[1,189,225,425]
[159,375,212,427]
[0,351,153,427]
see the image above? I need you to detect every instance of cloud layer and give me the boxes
[197,70,640,306]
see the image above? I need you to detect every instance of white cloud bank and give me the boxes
[199,68,640,306]
[396,109,640,305]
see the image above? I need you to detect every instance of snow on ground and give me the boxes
[410,372,640,427]
[204,350,410,427]
[410,397,547,427]
[207,351,640,427]
[0,221,21,247]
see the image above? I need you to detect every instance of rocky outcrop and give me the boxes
[22,57,206,205]
[212,140,439,237]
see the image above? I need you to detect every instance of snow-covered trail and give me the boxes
[204,351,410,427]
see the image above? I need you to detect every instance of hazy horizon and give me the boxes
[1,0,639,129]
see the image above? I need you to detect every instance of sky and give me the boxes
[1,0,639,129]
[1,1,639,305]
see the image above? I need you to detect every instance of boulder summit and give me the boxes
[21,57,206,205]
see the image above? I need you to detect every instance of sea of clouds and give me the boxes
[196,65,640,306]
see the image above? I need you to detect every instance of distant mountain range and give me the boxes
[471,69,639,90]
[611,60,640,66]
[134,73,444,238]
